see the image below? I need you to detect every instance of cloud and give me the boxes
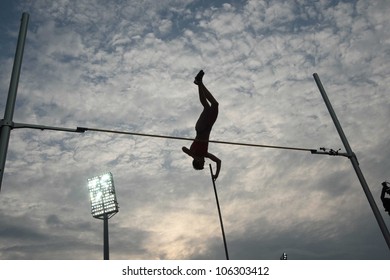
[0,0,389,260]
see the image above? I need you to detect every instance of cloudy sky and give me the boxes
[0,0,389,260]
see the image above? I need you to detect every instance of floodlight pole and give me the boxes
[313,73,390,250]
[103,213,109,260]
[0,12,29,191]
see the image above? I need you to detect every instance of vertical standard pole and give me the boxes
[209,164,229,260]
[0,12,29,191]
[313,73,390,250]
[103,214,109,260]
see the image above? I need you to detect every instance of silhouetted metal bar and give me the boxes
[2,121,320,191]
[77,127,316,152]
[12,122,317,151]
[13,122,84,133]
[0,13,29,191]
[209,164,229,260]
[313,73,390,250]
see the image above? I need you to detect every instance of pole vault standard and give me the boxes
[0,13,29,191]
[313,73,390,250]
[209,164,229,260]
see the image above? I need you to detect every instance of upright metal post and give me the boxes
[313,73,390,250]
[209,164,229,260]
[103,213,109,260]
[0,12,29,191]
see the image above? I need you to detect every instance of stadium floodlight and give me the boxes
[88,172,119,260]
[88,172,119,219]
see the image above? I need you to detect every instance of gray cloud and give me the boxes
[0,0,389,260]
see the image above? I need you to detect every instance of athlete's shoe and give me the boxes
[194,70,204,85]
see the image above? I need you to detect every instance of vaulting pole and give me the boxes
[209,164,229,260]
[0,13,29,191]
[313,73,390,250]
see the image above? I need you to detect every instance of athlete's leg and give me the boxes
[195,70,209,108]
[199,82,218,107]
[194,70,218,106]
[194,70,219,132]
[195,85,219,132]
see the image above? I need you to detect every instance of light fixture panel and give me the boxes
[88,172,118,218]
